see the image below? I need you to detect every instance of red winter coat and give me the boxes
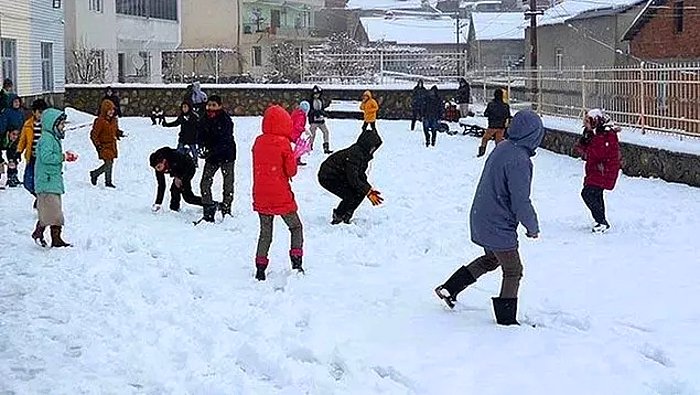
[290,108,306,141]
[578,130,621,190]
[252,105,298,215]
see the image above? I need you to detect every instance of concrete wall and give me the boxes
[64,84,700,188]
[473,39,524,69]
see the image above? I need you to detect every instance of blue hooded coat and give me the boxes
[469,110,543,252]
[34,109,67,195]
[0,94,25,135]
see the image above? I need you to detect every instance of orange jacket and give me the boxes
[17,116,39,161]
[90,99,120,160]
[360,91,379,122]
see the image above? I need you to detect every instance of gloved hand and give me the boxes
[64,151,79,162]
[197,146,209,159]
[151,204,162,212]
[367,189,383,206]
[173,177,183,189]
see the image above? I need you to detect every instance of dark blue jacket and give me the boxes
[199,110,236,164]
[470,110,543,252]
[0,94,25,135]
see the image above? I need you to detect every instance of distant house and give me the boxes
[359,14,469,53]
[347,0,439,15]
[470,12,525,69]
[527,0,646,69]
[622,0,700,62]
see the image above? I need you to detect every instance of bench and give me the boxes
[458,116,488,137]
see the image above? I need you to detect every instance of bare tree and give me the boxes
[68,42,110,84]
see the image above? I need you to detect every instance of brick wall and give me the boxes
[630,0,700,60]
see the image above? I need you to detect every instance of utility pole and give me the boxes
[525,0,543,105]
[456,9,461,76]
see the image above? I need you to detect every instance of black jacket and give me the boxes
[456,80,471,104]
[318,129,383,196]
[423,91,444,121]
[103,95,122,117]
[163,111,199,145]
[484,100,511,129]
[199,110,236,164]
[308,96,327,124]
[412,85,427,111]
[153,147,197,204]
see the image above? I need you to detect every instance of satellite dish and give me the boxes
[131,54,145,70]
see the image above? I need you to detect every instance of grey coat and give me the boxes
[470,110,543,252]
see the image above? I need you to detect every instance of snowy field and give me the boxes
[1,111,699,394]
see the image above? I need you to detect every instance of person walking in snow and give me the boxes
[162,100,200,167]
[308,85,333,154]
[89,99,120,188]
[0,128,20,189]
[411,79,427,131]
[318,129,384,225]
[33,109,77,248]
[290,101,310,166]
[422,86,443,147]
[17,99,48,197]
[252,105,305,281]
[149,146,203,213]
[479,88,511,157]
[434,110,543,326]
[190,82,208,119]
[360,90,379,133]
[198,95,235,222]
[456,78,471,118]
[0,95,26,187]
[574,109,621,233]
[102,87,122,117]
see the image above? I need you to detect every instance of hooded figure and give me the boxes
[33,108,72,248]
[411,79,428,130]
[291,101,310,166]
[360,90,379,132]
[103,87,122,117]
[0,94,26,137]
[318,129,384,225]
[575,108,621,233]
[435,110,543,326]
[252,105,304,281]
[89,99,119,188]
[308,85,333,154]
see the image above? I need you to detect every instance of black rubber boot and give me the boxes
[323,143,333,154]
[255,265,266,281]
[202,203,218,223]
[290,255,304,273]
[492,297,520,326]
[434,266,476,309]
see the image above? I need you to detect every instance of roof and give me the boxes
[347,0,437,11]
[538,0,646,27]
[360,16,468,44]
[621,0,664,41]
[471,12,525,41]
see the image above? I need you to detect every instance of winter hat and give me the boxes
[262,105,293,138]
[299,101,310,114]
[586,108,604,120]
[312,85,322,95]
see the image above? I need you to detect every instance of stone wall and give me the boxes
[64,85,700,188]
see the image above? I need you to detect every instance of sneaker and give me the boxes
[105,183,116,189]
[592,223,610,233]
[434,286,457,309]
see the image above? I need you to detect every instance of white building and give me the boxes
[65,0,181,84]
[0,0,66,102]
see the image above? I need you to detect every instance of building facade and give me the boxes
[64,0,181,84]
[0,0,66,103]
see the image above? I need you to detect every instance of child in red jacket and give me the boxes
[290,101,310,166]
[575,109,621,233]
[252,105,304,281]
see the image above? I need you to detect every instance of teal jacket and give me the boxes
[34,109,66,195]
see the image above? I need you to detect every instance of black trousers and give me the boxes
[581,185,607,225]
[411,108,422,130]
[362,121,377,132]
[319,176,365,218]
[170,178,203,210]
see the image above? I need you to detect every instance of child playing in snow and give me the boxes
[317,129,384,225]
[308,85,333,154]
[17,99,48,197]
[290,101,310,166]
[360,90,379,133]
[252,105,304,281]
[33,108,77,248]
[0,129,21,188]
[150,106,165,126]
[434,110,543,326]
[574,108,621,233]
[162,101,200,167]
[149,146,203,212]
[479,88,511,157]
[90,99,120,188]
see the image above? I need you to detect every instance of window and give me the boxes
[137,51,151,76]
[271,9,281,29]
[53,0,62,8]
[89,0,103,12]
[674,0,683,33]
[1,39,17,86]
[501,54,519,68]
[118,53,126,82]
[252,46,262,67]
[41,43,54,91]
[115,0,178,21]
[555,48,563,72]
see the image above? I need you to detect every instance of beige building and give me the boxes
[179,0,324,78]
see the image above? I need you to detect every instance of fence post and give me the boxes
[639,61,646,134]
[215,49,220,84]
[537,65,543,112]
[507,66,512,103]
[299,49,304,82]
[483,66,487,103]
[380,52,385,84]
[581,65,586,116]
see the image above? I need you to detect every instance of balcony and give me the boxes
[242,24,313,39]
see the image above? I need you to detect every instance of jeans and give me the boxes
[177,142,198,167]
[23,158,35,195]
[411,108,422,130]
[423,118,439,146]
[201,160,234,212]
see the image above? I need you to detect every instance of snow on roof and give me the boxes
[471,12,525,41]
[347,0,434,11]
[360,16,467,45]
[538,0,645,27]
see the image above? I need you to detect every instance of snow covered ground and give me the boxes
[1,111,699,394]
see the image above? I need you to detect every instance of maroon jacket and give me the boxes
[576,130,621,190]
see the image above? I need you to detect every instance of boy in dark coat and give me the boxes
[163,101,200,167]
[0,95,25,187]
[318,129,384,224]
[422,86,443,147]
[479,88,511,157]
[308,85,333,154]
[198,95,235,221]
[149,146,203,212]
[0,79,13,112]
[456,78,471,117]
[411,79,427,131]
[435,110,543,326]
